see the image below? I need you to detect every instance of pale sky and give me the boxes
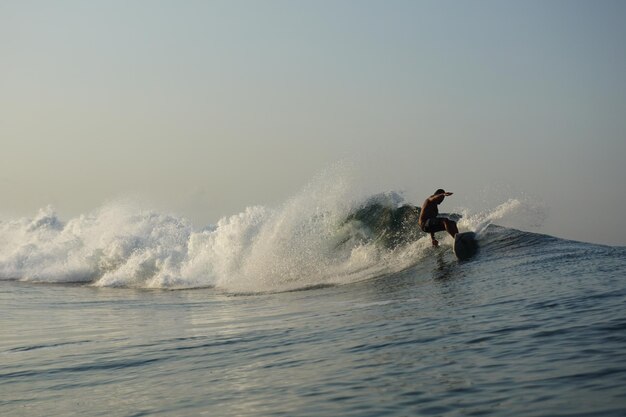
[1,0,625,245]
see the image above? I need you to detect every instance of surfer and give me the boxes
[419,189,459,247]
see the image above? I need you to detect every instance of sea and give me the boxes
[2,177,626,416]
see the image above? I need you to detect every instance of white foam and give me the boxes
[0,170,546,293]
[458,198,548,236]
[0,168,427,293]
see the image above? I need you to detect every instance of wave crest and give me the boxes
[0,175,547,292]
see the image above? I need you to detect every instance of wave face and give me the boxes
[0,173,610,293]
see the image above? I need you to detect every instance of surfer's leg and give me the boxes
[443,219,458,238]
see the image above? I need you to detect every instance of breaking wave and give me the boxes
[0,173,546,293]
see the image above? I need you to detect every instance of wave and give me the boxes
[0,175,557,293]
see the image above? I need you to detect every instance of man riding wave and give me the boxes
[418,189,459,247]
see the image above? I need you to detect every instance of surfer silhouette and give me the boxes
[418,189,459,247]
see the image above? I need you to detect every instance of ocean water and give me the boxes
[1,180,626,416]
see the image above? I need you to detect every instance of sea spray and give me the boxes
[0,203,192,285]
[458,198,548,237]
[0,174,545,292]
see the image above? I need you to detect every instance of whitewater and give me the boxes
[1,174,625,416]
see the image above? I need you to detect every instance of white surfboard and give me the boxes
[453,232,478,260]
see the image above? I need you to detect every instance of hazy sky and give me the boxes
[2,0,625,245]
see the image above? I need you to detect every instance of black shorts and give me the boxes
[421,217,446,233]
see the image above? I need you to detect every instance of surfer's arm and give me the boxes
[430,232,439,247]
[427,192,453,202]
